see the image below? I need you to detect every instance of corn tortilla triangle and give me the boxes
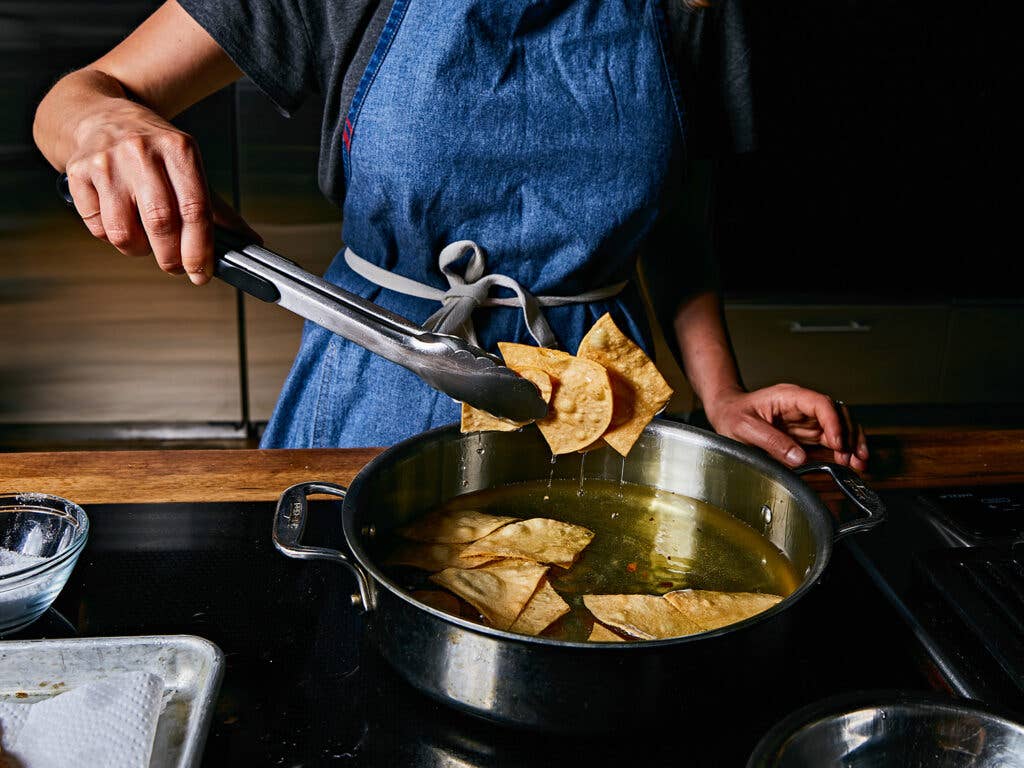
[508,580,571,636]
[577,313,673,457]
[663,589,783,631]
[396,508,519,543]
[430,560,549,631]
[583,594,703,640]
[460,517,594,568]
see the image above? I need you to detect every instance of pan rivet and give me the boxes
[361,524,377,537]
[761,504,773,524]
[351,594,363,608]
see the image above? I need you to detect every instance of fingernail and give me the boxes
[839,452,851,464]
[187,266,208,286]
[785,447,805,466]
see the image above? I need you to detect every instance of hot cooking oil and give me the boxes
[382,479,801,642]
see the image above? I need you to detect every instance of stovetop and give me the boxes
[2,493,977,767]
[848,485,1024,712]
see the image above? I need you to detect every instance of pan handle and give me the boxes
[794,463,886,541]
[273,481,377,612]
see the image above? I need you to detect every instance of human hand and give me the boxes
[703,384,868,471]
[64,101,259,284]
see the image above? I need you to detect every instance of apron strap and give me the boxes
[343,241,627,348]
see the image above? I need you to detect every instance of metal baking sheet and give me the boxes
[0,634,224,768]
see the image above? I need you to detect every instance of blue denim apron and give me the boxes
[262,0,685,448]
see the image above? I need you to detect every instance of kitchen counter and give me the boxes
[1,426,1022,504]
[2,425,1022,766]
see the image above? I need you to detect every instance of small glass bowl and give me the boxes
[0,493,89,635]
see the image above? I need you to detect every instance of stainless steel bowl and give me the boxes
[274,420,885,729]
[0,493,89,634]
[747,691,1024,768]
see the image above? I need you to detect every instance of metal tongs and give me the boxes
[58,175,548,422]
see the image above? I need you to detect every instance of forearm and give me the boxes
[672,290,744,412]
[34,2,242,172]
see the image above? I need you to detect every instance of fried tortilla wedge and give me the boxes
[508,579,571,636]
[577,313,673,457]
[498,343,575,379]
[385,542,496,571]
[430,560,549,631]
[587,622,627,642]
[583,594,703,640]
[539,357,613,454]
[497,343,614,454]
[460,367,554,433]
[663,589,783,631]
[460,517,595,568]
[396,508,519,543]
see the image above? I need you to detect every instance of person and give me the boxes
[33,0,868,471]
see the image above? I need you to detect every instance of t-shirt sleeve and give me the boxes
[668,0,756,156]
[177,0,319,116]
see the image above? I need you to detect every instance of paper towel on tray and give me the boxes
[0,671,164,767]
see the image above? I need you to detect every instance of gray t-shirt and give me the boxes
[178,0,756,209]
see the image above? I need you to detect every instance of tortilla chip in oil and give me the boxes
[384,541,496,571]
[583,594,703,640]
[588,622,627,642]
[460,367,554,433]
[430,560,549,631]
[663,589,783,631]
[577,313,673,457]
[508,580,571,636]
[396,508,518,544]
[460,517,595,568]
[410,590,463,616]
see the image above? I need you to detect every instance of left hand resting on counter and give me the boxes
[703,383,868,472]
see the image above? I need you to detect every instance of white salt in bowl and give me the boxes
[0,493,89,634]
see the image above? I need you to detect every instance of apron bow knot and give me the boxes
[344,240,627,349]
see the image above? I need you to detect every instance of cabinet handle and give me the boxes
[787,320,872,334]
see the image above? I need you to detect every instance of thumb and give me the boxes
[734,417,806,468]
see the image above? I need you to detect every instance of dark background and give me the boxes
[716,0,1021,299]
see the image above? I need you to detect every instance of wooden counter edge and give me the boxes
[0,429,1022,505]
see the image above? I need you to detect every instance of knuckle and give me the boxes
[84,221,106,239]
[140,204,177,237]
[178,199,209,225]
[120,134,149,157]
[154,254,183,273]
[105,227,132,249]
[162,131,195,159]
[88,153,112,175]
[65,159,89,182]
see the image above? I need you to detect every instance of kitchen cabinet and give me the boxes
[724,303,950,404]
[0,3,242,427]
[940,304,1024,403]
[235,81,342,421]
[724,302,1024,406]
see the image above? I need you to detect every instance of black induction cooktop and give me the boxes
[5,497,935,767]
[848,485,1024,714]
